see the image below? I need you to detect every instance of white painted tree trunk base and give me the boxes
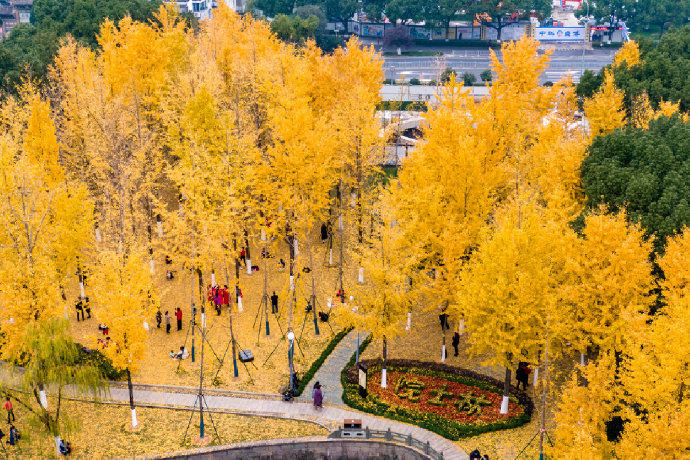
[237,297,243,312]
[580,352,585,366]
[131,408,138,427]
[201,312,206,329]
[246,259,252,275]
[290,275,294,290]
[500,395,509,414]
[95,229,102,243]
[39,390,48,408]
[406,312,411,330]
[458,319,465,335]
[358,267,364,284]
[293,239,298,256]
[329,249,333,265]
[79,282,85,299]
[381,368,387,388]
[327,298,332,308]
[261,228,266,242]
[211,272,216,286]
[157,222,163,237]
[149,259,155,274]
[54,436,62,454]
[441,345,446,362]
[533,368,539,387]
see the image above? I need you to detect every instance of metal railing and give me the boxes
[329,427,444,460]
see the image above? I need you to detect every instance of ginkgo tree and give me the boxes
[454,195,567,414]
[0,87,93,412]
[339,192,410,387]
[90,249,158,429]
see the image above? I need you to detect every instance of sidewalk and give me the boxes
[304,329,361,405]
[105,385,468,460]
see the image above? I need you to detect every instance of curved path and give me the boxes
[1,331,468,459]
[103,383,466,459]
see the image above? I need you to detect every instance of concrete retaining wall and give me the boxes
[143,437,429,460]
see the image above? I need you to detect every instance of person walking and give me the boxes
[516,362,530,391]
[156,309,162,329]
[271,291,279,314]
[75,300,83,322]
[165,311,171,334]
[452,331,460,357]
[4,396,15,424]
[175,308,183,331]
[312,382,323,410]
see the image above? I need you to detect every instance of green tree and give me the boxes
[577,26,690,112]
[581,115,690,253]
[250,0,295,17]
[0,318,105,455]
[0,0,162,92]
[270,14,320,43]
[440,66,457,83]
[473,0,551,40]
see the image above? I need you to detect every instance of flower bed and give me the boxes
[342,358,533,440]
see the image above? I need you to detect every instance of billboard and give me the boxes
[535,27,586,41]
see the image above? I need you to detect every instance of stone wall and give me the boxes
[142,436,429,460]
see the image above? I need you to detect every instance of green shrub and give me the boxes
[294,327,352,396]
[409,78,421,85]
[427,80,437,86]
[462,72,476,86]
[383,78,394,84]
[77,345,127,381]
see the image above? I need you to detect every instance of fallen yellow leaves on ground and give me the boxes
[9,399,326,459]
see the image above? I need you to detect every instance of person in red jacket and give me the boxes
[222,286,230,308]
[175,308,183,331]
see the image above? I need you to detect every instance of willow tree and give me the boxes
[0,88,93,410]
[0,318,104,455]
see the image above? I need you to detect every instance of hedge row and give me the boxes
[294,327,352,396]
[341,356,534,440]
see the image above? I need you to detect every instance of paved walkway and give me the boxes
[304,329,362,405]
[104,385,467,459]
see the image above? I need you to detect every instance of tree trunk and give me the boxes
[127,369,138,427]
[501,366,511,414]
[381,335,388,388]
[307,235,319,335]
[224,262,239,378]
[244,231,252,275]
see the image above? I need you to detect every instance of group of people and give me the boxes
[169,346,189,360]
[1,397,20,449]
[207,285,232,315]
[156,308,183,333]
[74,297,91,322]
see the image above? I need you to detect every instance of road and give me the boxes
[383,48,616,83]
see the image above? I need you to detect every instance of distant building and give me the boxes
[0,0,32,38]
[166,0,244,21]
